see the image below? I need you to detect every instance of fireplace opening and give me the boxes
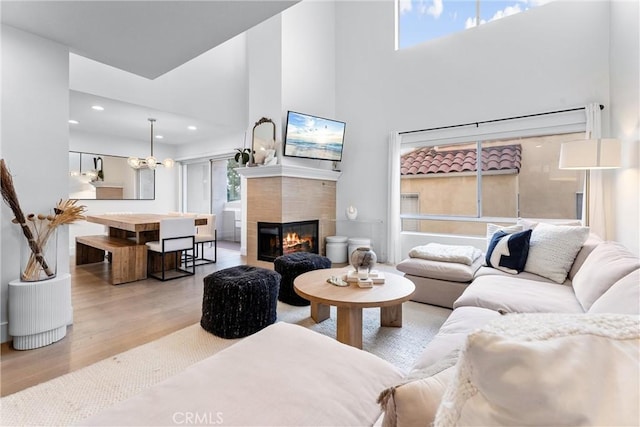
[257,220,319,262]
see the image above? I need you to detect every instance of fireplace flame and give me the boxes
[283,232,313,252]
[257,221,318,261]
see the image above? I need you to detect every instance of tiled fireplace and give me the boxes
[257,220,319,262]
[236,165,340,268]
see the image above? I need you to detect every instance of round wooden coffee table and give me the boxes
[293,267,415,349]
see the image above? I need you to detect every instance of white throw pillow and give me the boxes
[434,313,640,427]
[516,218,583,230]
[523,223,589,283]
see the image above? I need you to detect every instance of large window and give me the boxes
[183,161,211,213]
[401,194,420,231]
[227,158,242,202]
[396,0,555,49]
[181,157,241,210]
[400,132,585,236]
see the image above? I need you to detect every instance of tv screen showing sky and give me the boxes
[284,111,345,161]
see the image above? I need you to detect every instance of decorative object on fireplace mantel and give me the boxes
[346,205,358,220]
[234,148,253,166]
[252,117,277,166]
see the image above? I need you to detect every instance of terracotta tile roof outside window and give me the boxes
[401,144,522,176]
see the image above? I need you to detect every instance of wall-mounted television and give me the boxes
[283,111,346,162]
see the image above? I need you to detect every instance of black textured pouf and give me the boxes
[201,265,281,339]
[274,252,332,306]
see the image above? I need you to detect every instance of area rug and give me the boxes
[0,301,450,426]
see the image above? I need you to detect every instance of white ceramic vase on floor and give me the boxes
[8,273,72,350]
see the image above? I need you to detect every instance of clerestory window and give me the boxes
[396,0,556,50]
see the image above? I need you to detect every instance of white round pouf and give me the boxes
[325,236,348,263]
[347,237,372,261]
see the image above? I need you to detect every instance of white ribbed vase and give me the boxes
[8,273,72,350]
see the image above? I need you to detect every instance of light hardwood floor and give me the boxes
[0,243,244,397]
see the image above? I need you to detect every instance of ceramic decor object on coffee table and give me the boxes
[294,267,415,349]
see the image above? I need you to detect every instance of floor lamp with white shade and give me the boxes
[558,138,621,225]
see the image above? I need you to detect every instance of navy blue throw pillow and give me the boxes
[485,229,532,274]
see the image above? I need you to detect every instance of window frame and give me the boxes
[395,108,587,230]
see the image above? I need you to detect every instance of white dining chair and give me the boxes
[192,213,217,265]
[175,212,205,265]
[145,217,195,281]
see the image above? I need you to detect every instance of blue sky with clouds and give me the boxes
[398,0,555,49]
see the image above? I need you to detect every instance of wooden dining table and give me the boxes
[86,213,207,244]
[84,213,208,280]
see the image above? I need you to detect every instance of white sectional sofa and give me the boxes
[386,236,640,426]
[82,228,640,426]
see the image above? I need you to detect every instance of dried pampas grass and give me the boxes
[1,159,87,281]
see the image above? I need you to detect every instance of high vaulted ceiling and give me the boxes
[2,1,299,147]
[1,0,298,79]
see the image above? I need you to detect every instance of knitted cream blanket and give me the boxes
[409,243,482,265]
[434,313,640,426]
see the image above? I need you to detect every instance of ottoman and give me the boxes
[274,252,332,306]
[396,256,483,309]
[201,265,280,338]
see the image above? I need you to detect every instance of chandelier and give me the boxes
[127,118,175,170]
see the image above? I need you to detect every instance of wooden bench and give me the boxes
[76,235,147,285]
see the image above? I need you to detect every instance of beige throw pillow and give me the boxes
[379,367,455,427]
[378,350,459,427]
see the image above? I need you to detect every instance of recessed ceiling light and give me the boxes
[91,105,104,111]
[155,135,164,139]
[187,125,197,131]
[68,119,79,124]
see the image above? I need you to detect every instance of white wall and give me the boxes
[70,130,177,160]
[281,1,336,125]
[175,131,242,161]
[610,0,640,256]
[245,0,337,142]
[248,13,283,139]
[1,26,70,343]
[277,1,339,172]
[334,0,615,260]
